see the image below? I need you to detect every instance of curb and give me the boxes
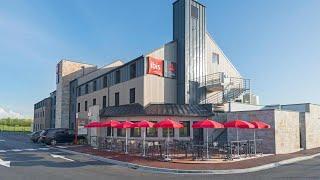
[54,147,320,175]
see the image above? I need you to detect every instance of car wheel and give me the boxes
[51,139,57,146]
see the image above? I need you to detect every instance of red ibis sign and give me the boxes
[147,57,164,76]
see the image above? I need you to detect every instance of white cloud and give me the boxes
[0,106,26,119]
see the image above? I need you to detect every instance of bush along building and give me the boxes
[34,0,320,154]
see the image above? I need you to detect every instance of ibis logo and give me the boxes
[148,57,164,76]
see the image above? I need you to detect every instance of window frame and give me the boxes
[115,92,119,106]
[129,88,135,104]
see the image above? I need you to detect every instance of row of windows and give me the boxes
[34,111,45,118]
[77,61,140,97]
[113,121,191,137]
[33,123,43,131]
[77,88,136,112]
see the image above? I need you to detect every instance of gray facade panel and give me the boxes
[174,0,206,104]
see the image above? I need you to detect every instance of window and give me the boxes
[115,92,119,106]
[93,81,97,91]
[191,5,199,19]
[129,88,135,104]
[117,128,126,137]
[163,128,174,137]
[85,84,89,94]
[146,121,158,137]
[78,88,81,96]
[103,76,108,88]
[85,101,88,111]
[130,122,141,137]
[129,63,136,79]
[115,70,121,84]
[212,53,219,64]
[93,98,96,106]
[103,96,107,108]
[179,121,190,137]
[106,127,112,136]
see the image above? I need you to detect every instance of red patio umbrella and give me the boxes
[100,120,121,151]
[115,121,135,154]
[133,120,155,157]
[224,120,255,156]
[192,119,224,159]
[250,120,271,155]
[154,118,184,161]
[84,121,101,128]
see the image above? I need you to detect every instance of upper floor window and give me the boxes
[102,96,107,108]
[129,88,135,104]
[85,84,89,94]
[212,53,219,64]
[103,76,108,88]
[115,70,121,84]
[77,87,81,96]
[115,92,119,106]
[85,101,88,111]
[77,103,80,113]
[129,63,136,79]
[93,81,97,91]
[93,98,96,106]
[191,5,199,19]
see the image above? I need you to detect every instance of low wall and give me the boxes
[226,109,300,154]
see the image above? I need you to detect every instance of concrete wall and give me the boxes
[55,60,97,128]
[206,33,241,78]
[226,109,300,154]
[304,104,320,149]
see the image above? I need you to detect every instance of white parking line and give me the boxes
[50,154,74,162]
[0,148,50,153]
[0,150,6,153]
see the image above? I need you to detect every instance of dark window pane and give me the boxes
[179,121,190,137]
[129,63,136,79]
[103,96,107,108]
[93,98,96,106]
[146,121,158,137]
[191,5,198,19]
[103,76,108,88]
[85,101,88,111]
[117,128,126,137]
[93,81,97,91]
[85,84,89,94]
[115,92,119,106]
[163,128,174,137]
[130,122,141,137]
[129,88,135,104]
[115,70,121,84]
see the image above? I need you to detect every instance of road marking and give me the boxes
[0,158,10,167]
[0,148,50,153]
[24,148,37,151]
[56,146,67,149]
[50,154,74,162]
[0,140,5,142]
[11,149,23,152]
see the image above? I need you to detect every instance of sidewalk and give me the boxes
[62,145,320,171]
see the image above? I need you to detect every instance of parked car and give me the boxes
[41,128,75,145]
[30,131,42,143]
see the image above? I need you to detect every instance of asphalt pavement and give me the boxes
[0,132,319,180]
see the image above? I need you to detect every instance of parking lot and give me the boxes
[0,132,319,180]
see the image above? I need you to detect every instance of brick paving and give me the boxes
[66,145,320,170]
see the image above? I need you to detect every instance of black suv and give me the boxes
[30,130,42,143]
[40,128,75,145]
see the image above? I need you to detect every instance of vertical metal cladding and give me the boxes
[174,0,206,104]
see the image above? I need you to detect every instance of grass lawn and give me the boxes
[0,125,31,132]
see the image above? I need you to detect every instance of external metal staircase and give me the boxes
[190,72,251,112]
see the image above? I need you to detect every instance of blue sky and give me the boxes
[0,0,319,117]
